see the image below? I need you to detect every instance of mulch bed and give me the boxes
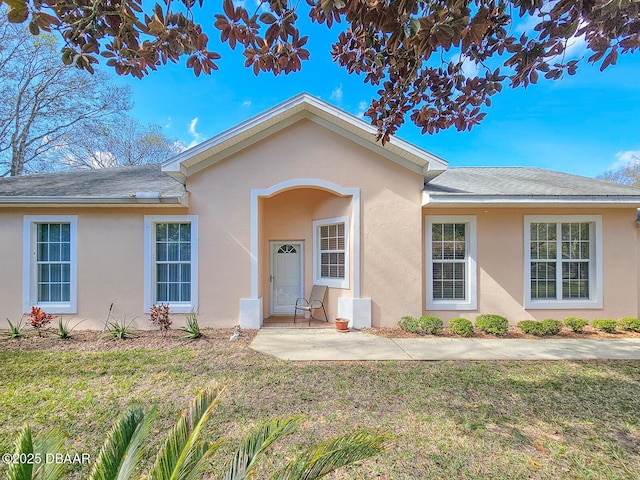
[0,328,257,352]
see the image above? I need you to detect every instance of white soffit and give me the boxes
[162,93,448,179]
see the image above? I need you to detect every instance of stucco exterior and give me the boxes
[423,207,640,323]
[2,94,640,331]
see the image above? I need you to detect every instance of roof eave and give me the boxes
[422,193,640,207]
[0,193,189,207]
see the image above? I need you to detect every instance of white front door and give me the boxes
[270,241,304,314]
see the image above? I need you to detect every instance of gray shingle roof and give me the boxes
[424,167,640,199]
[0,165,187,205]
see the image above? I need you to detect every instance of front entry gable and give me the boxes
[161,93,448,183]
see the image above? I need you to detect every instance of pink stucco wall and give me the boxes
[423,206,640,324]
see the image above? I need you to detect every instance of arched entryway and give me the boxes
[239,179,371,329]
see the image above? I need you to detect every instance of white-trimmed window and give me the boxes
[144,215,198,313]
[23,216,77,314]
[426,216,477,310]
[313,216,349,289]
[524,215,602,309]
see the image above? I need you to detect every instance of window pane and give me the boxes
[432,224,442,241]
[181,264,191,283]
[180,223,191,241]
[61,264,70,282]
[168,223,180,241]
[181,283,191,302]
[50,284,62,302]
[180,243,191,261]
[156,243,167,262]
[39,283,49,302]
[38,224,48,242]
[60,224,70,242]
[49,243,60,262]
[49,224,61,242]
[156,223,167,240]
[168,283,179,301]
[432,242,443,260]
[157,264,168,282]
[443,224,453,241]
[168,242,179,261]
[38,242,48,261]
[61,242,70,262]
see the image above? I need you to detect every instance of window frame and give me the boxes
[425,215,477,310]
[312,216,349,289]
[22,215,78,314]
[524,215,603,309]
[144,215,198,313]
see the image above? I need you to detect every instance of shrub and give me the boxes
[150,303,172,336]
[106,316,135,340]
[564,317,588,333]
[592,318,618,333]
[475,314,508,335]
[399,315,421,333]
[448,317,474,337]
[181,311,202,339]
[517,320,545,336]
[29,306,56,337]
[4,317,26,339]
[618,317,640,332]
[55,316,85,339]
[418,315,443,335]
[541,319,562,335]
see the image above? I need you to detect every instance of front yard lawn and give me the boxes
[1,329,639,479]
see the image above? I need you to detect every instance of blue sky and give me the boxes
[119,4,640,178]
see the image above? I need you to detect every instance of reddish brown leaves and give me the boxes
[8,0,640,140]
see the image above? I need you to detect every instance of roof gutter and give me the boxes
[0,193,189,207]
[423,193,640,207]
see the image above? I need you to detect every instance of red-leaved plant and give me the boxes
[149,303,171,336]
[29,306,56,337]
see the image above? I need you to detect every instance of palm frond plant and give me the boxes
[6,385,388,480]
[224,417,303,480]
[7,425,65,480]
[88,405,156,480]
[5,317,27,339]
[147,386,226,480]
[271,430,391,480]
[180,311,202,339]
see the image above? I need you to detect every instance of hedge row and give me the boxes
[398,315,640,337]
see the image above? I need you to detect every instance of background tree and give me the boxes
[598,154,640,186]
[3,0,639,142]
[0,11,179,176]
[52,116,183,170]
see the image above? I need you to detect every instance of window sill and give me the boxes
[427,300,477,311]
[314,278,349,289]
[525,299,603,310]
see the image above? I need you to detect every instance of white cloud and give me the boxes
[356,100,368,118]
[610,150,640,170]
[187,117,203,149]
[242,100,252,107]
[330,84,343,103]
[165,116,172,129]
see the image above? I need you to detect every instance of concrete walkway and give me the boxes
[250,328,640,361]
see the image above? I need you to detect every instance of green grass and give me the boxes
[1,333,639,479]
